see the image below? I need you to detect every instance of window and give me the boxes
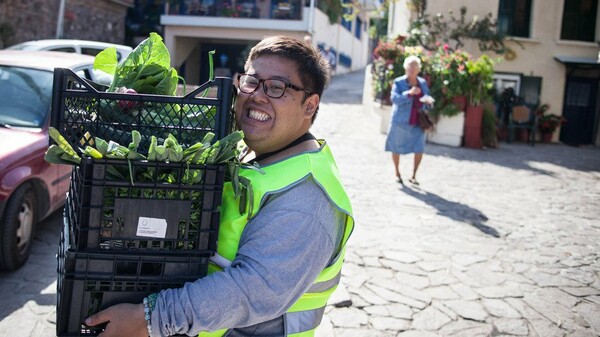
[80,48,103,57]
[355,17,362,39]
[340,0,352,31]
[561,0,598,42]
[49,47,77,53]
[520,76,542,107]
[497,0,532,38]
[566,82,591,107]
[493,73,521,98]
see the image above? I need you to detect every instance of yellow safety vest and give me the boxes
[199,141,354,337]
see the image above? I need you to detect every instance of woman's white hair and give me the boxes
[403,55,422,69]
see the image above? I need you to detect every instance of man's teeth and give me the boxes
[248,110,270,121]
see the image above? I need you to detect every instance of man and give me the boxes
[321,47,336,75]
[85,36,354,337]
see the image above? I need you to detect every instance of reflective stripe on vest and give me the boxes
[198,141,354,337]
[285,306,326,335]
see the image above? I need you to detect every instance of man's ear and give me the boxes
[304,94,319,118]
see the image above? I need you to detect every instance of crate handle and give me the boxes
[183,77,233,99]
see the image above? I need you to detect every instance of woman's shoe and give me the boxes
[408,178,419,186]
[396,176,404,185]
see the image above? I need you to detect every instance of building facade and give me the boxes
[0,0,133,48]
[389,0,600,146]
[157,0,371,85]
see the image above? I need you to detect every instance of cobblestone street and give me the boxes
[314,70,600,337]
[0,69,599,337]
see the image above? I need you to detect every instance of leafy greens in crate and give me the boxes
[89,33,219,148]
[48,32,260,199]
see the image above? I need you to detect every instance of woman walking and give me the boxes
[385,55,432,185]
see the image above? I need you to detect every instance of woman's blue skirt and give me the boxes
[385,122,425,154]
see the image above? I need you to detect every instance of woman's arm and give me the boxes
[419,77,433,111]
[390,77,412,107]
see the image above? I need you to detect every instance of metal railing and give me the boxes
[164,0,303,20]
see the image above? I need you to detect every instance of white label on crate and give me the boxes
[136,217,168,238]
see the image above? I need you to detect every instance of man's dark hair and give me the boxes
[245,35,329,122]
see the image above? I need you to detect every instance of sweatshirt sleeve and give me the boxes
[150,178,343,336]
[390,77,412,107]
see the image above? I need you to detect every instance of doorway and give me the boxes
[199,41,256,83]
[560,77,598,145]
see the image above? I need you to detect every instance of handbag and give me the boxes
[418,111,433,130]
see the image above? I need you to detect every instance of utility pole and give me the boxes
[56,0,66,38]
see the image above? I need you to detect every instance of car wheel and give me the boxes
[0,184,37,271]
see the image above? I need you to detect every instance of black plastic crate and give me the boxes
[57,217,200,336]
[50,68,234,153]
[58,213,209,281]
[67,157,224,254]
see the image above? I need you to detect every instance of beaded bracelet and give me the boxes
[143,293,158,336]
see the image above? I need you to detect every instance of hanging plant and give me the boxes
[317,0,344,24]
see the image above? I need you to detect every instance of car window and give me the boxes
[82,46,124,62]
[81,47,102,57]
[92,69,113,86]
[75,69,92,80]
[49,47,77,53]
[0,66,53,128]
[73,67,113,87]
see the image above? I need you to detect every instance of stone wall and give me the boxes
[0,0,133,48]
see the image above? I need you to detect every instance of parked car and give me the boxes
[6,39,132,62]
[0,50,107,271]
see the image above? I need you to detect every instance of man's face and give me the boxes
[235,55,318,155]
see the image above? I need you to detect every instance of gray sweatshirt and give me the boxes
[151,177,346,336]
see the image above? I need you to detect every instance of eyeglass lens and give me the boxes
[239,75,287,98]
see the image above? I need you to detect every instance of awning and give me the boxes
[554,55,600,69]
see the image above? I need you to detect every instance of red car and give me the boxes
[0,50,108,271]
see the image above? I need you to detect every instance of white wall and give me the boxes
[312,9,370,74]
[389,0,600,143]
[388,0,411,38]
[163,6,370,76]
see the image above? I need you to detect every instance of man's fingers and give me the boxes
[85,308,111,326]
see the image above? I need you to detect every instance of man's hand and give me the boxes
[85,303,149,337]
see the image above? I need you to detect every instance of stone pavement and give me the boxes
[313,70,600,337]
[1,69,599,337]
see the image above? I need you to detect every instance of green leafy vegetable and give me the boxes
[45,127,81,165]
[94,32,179,96]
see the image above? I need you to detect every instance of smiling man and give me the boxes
[85,35,354,337]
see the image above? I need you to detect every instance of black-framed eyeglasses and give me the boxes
[237,73,313,99]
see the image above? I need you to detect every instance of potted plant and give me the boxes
[429,44,470,111]
[463,55,495,149]
[426,102,466,147]
[538,111,566,143]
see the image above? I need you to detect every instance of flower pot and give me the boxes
[451,95,467,112]
[464,104,483,149]
[541,131,553,143]
[427,112,465,147]
[517,129,529,142]
[373,102,392,134]
[497,125,508,141]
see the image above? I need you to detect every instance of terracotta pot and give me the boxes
[517,129,529,142]
[497,125,508,141]
[464,104,483,149]
[541,131,553,143]
[451,95,467,112]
